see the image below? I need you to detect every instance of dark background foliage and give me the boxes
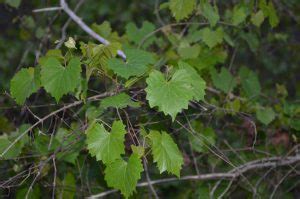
[0,0,300,198]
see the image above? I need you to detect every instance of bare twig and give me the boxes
[87,155,300,198]
[33,6,62,13]
[56,0,85,49]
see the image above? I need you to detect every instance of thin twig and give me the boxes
[33,6,62,13]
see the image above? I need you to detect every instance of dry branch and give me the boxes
[87,155,300,198]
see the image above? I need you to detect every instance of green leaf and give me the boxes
[101,93,139,109]
[259,0,279,28]
[0,135,22,159]
[148,130,183,177]
[201,27,224,48]
[126,21,155,48]
[251,10,265,27]
[210,67,236,93]
[201,2,220,27]
[107,49,155,79]
[290,119,300,131]
[256,107,275,125]
[5,0,21,8]
[92,21,112,38]
[231,5,248,26]
[188,47,227,71]
[104,153,143,198]
[239,67,261,98]
[131,145,145,158]
[81,42,120,79]
[86,121,126,164]
[178,61,206,101]
[145,70,194,121]
[177,42,200,59]
[57,172,76,199]
[16,186,40,199]
[169,0,196,21]
[267,2,279,28]
[41,57,82,101]
[10,67,40,104]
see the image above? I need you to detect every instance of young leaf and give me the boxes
[178,61,206,101]
[145,70,194,121]
[86,121,126,164]
[64,37,76,49]
[148,130,183,177]
[107,49,155,79]
[169,0,196,21]
[41,57,81,101]
[256,107,275,125]
[10,67,40,104]
[201,27,224,48]
[201,2,220,27]
[101,93,139,109]
[104,153,143,198]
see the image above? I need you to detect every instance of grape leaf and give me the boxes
[239,67,261,98]
[259,0,279,28]
[177,42,200,59]
[256,107,275,125]
[188,47,228,71]
[104,153,143,198]
[201,2,220,27]
[126,21,155,48]
[267,2,279,28]
[86,121,126,164]
[178,61,206,101]
[232,5,248,26]
[107,49,155,79]
[92,21,112,38]
[148,130,183,177]
[41,57,81,101]
[201,27,224,48]
[251,10,265,27]
[169,0,196,21]
[101,93,139,109]
[210,67,236,93]
[145,70,194,121]
[10,67,40,104]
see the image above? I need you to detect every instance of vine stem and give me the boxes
[59,0,126,60]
